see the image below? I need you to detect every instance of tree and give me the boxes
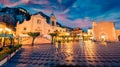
[61,35,66,42]
[28,32,40,46]
[9,37,13,47]
[49,33,57,44]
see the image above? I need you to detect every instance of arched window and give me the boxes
[23,27,26,30]
[52,21,54,26]
[37,19,41,24]
[48,30,50,32]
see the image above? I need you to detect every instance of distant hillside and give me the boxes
[0,7,73,30]
[34,12,50,24]
[0,7,31,27]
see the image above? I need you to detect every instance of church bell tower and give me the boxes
[50,12,56,26]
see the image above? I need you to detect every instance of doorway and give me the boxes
[118,35,120,41]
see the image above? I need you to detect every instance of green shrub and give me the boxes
[3,47,12,54]
[0,44,22,61]
[0,47,11,61]
[14,44,22,50]
[0,52,6,61]
[11,47,16,52]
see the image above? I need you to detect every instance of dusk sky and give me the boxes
[0,0,120,30]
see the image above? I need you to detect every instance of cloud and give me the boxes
[95,11,120,22]
[57,13,92,28]
[0,0,120,29]
[74,17,92,28]
[30,0,49,5]
[57,13,73,23]
[0,0,30,7]
[62,8,70,14]
[58,0,62,4]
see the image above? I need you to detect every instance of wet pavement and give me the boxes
[2,41,120,67]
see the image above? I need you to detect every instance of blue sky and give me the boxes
[0,0,120,30]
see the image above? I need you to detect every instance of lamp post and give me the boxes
[3,28,7,47]
[3,32,6,47]
[0,28,6,47]
[16,35,20,44]
[0,28,3,47]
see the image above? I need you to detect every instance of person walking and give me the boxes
[57,40,61,51]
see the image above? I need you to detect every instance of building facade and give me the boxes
[16,13,66,39]
[92,21,120,41]
[87,28,93,40]
[0,22,15,47]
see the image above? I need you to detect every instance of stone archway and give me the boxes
[118,35,120,41]
[101,35,106,41]
[99,33,107,41]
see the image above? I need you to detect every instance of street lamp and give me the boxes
[0,28,3,47]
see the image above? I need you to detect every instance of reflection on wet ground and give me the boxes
[2,40,120,67]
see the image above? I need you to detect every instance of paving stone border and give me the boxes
[0,48,21,66]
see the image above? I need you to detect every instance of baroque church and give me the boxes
[16,13,66,39]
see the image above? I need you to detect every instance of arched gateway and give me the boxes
[118,35,120,41]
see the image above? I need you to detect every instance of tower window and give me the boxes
[48,30,50,32]
[52,21,54,26]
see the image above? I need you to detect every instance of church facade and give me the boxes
[16,13,66,39]
[92,21,120,41]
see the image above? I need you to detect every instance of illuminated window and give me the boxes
[100,35,106,41]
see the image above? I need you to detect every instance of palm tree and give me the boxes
[49,33,57,44]
[28,32,40,46]
[9,37,13,47]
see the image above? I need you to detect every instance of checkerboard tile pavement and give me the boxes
[2,41,120,67]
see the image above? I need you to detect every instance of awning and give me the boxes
[0,34,13,38]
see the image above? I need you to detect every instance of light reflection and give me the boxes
[83,40,97,62]
[64,42,74,61]
[55,42,58,48]
[100,41,107,46]
[65,42,73,54]
[79,39,84,55]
